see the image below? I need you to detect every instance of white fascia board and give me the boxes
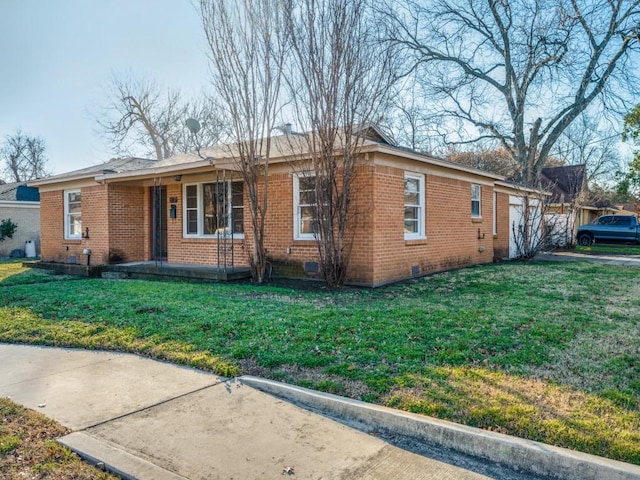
[95,159,214,182]
[0,201,40,208]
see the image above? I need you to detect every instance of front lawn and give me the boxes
[1,260,639,464]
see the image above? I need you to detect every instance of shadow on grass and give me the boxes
[0,260,75,287]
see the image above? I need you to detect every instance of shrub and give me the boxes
[0,219,17,242]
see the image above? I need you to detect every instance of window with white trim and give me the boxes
[404,173,425,240]
[183,181,244,237]
[471,184,481,218]
[294,175,319,240]
[64,189,82,239]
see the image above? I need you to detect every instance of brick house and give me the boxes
[31,129,539,286]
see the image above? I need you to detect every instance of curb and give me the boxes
[59,432,186,480]
[239,375,640,480]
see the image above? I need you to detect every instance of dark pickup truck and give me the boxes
[576,214,640,246]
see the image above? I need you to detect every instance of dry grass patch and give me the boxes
[384,366,640,463]
[0,398,117,479]
[0,307,240,377]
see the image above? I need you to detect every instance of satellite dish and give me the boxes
[185,118,201,135]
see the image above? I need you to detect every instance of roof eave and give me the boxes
[96,159,217,182]
[29,173,101,187]
[371,144,506,181]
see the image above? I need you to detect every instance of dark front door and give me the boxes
[151,186,168,260]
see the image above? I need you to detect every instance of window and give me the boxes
[183,181,244,237]
[404,173,425,240]
[612,216,632,226]
[64,190,81,239]
[294,175,319,240]
[471,184,481,218]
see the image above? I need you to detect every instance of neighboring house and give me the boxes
[0,182,41,257]
[540,165,618,247]
[31,128,540,286]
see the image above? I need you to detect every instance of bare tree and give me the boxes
[552,112,622,186]
[445,146,521,178]
[97,75,227,160]
[0,131,50,182]
[385,0,640,187]
[284,0,398,287]
[199,0,287,283]
[383,81,440,153]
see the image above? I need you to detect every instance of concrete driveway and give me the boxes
[537,251,640,266]
[2,343,639,480]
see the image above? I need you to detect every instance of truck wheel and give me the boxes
[578,234,593,246]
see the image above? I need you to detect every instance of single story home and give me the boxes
[31,128,540,286]
[0,182,40,257]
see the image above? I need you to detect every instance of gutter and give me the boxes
[95,159,217,183]
[0,200,40,207]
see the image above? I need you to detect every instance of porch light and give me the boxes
[175,175,182,182]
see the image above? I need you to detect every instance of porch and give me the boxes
[104,262,252,282]
[30,261,252,282]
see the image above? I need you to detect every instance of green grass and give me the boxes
[1,260,640,464]
[575,243,640,255]
[0,259,74,286]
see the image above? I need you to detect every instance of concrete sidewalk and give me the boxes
[2,344,639,480]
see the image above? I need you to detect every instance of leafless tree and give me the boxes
[445,146,521,178]
[551,112,622,186]
[0,131,50,182]
[383,81,440,153]
[97,75,228,160]
[284,0,398,287]
[384,0,640,187]
[199,0,288,283]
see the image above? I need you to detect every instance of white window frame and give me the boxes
[64,189,82,240]
[492,191,497,235]
[404,172,426,240]
[293,174,319,241]
[182,181,244,238]
[471,184,482,218]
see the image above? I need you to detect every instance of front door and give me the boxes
[150,186,168,260]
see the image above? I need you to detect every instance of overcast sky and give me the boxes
[0,0,210,177]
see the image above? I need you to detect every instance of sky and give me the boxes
[0,0,210,177]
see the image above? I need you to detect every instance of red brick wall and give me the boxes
[40,184,149,265]
[39,164,513,284]
[369,166,494,286]
[40,187,110,264]
[81,185,109,263]
[258,167,375,283]
[165,182,250,267]
[40,190,69,262]
[108,185,147,262]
